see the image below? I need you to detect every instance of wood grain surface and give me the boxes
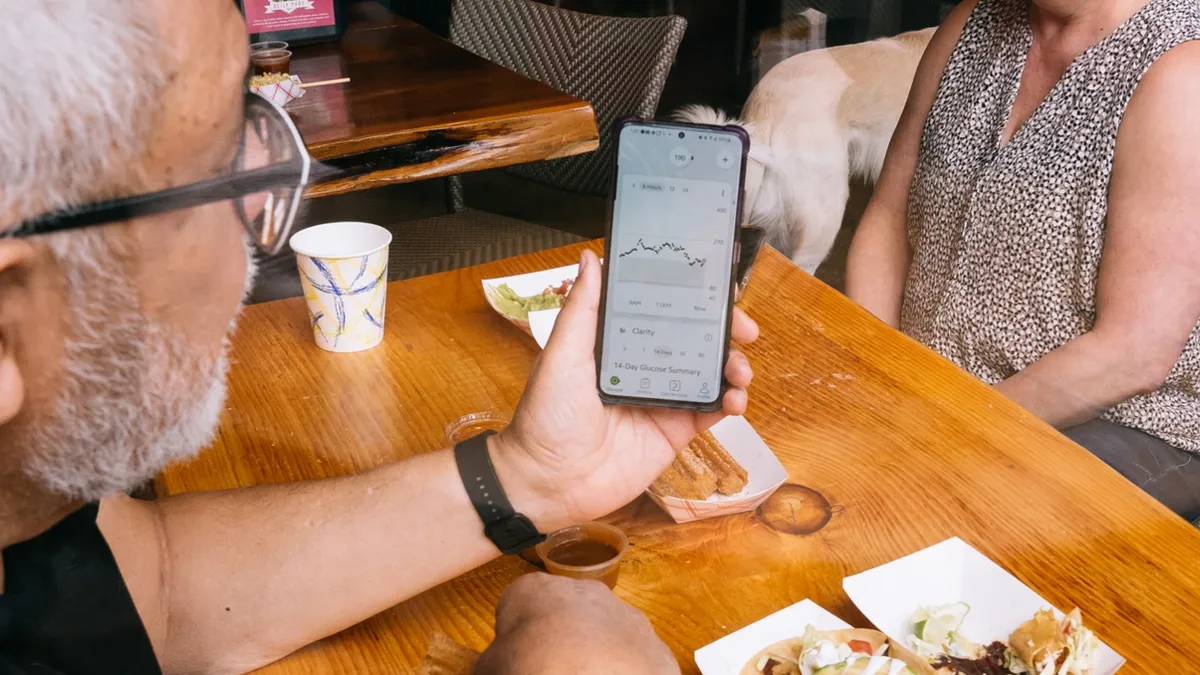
[288,3,598,199]
[157,243,1200,674]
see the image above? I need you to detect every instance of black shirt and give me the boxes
[0,504,161,675]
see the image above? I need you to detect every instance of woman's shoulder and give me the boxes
[958,0,1027,28]
[1134,0,1200,45]
[1123,0,1200,98]
[1131,40,1200,108]
[1113,39,1200,188]
[937,0,1033,62]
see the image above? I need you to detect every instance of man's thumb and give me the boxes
[545,249,601,355]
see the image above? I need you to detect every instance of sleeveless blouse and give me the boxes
[901,0,1200,450]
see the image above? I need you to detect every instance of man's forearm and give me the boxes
[994,332,1163,429]
[152,441,547,674]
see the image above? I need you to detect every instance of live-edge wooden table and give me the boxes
[287,3,598,199]
[158,243,1200,674]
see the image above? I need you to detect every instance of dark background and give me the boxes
[266,0,954,291]
[368,0,949,114]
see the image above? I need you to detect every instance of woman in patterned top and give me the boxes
[845,0,1200,522]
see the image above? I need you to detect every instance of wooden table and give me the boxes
[289,3,598,199]
[158,243,1200,674]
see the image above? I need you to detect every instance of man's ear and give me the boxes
[0,239,36,426]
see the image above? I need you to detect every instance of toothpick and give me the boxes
[300,77,350,89]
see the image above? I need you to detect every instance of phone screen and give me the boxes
[598,122,746,407]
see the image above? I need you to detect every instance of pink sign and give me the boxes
[244,0,336,33]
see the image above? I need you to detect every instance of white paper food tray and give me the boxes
[647,415,788,523]
[843,537,1126,674]
[694,599,849,675]
[528,307,559,349]
[482,262,582,339]
[252,75,304,107]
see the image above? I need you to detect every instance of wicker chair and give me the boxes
[450,0,686,201]
[248,1,686,302]
[387,0,687,282]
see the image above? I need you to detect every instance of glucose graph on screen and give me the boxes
[616,238,711,289]
[609,175,734,319]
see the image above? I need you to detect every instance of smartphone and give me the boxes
[596,119,750,412]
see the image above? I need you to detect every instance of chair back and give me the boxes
[451,0,686,196]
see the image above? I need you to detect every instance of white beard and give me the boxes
[24,231,251,500]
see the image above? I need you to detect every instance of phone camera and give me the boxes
[678,131,685,139]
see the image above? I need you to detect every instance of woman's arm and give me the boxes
[995,42,1200,428]
[845,0,976,326]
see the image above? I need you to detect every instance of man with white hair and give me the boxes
[0,1,758,673]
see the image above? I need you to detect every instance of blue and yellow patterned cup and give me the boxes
[288,222,392,353]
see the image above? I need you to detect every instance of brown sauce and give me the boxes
[546,539,618,567]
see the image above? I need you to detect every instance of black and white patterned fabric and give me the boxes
[450,0,686,197]
[901,0,1200,450]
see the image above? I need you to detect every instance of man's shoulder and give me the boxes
[0,656,67,675]
[0,651,154,675]
[1,502,162,675]
[95,495,168,656]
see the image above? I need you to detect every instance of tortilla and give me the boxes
[741,628,939,675]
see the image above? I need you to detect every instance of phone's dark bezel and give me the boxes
[595,117,751,413]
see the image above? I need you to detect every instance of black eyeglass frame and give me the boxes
[6,92,311,256]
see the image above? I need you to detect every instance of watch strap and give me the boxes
[454,430,515,521]
[454,431,546,555]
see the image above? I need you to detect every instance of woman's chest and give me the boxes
[999,44,1077,147]
[912,124,1111,257]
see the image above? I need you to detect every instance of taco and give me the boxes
[742,626,938,675]
[1007,609,1099,675]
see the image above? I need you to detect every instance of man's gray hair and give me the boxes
[0,2,236,499]
[0,0,164,229]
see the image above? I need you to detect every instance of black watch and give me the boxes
[453,430,546,555]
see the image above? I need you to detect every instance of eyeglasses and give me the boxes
[7,91,311,256]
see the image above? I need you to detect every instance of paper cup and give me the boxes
[289,222,392,353]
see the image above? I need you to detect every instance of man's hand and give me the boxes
[475,574,681,675]
[492,249,759,532]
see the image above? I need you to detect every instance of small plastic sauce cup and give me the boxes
[535,522,628,589]
[251,49,292,76]
[445,412,510,445]
[250,41,289,52]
